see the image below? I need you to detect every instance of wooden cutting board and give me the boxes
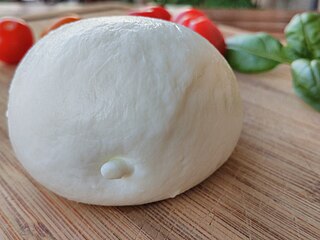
[0,6,320,240]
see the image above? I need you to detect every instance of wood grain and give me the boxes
[203,9,300,38]
[1,8,320,240]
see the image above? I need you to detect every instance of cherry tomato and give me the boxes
[129,6,171,21]
[41,15,81,37]
[185,17,226,55]
[0,18,34,65]
[173,8,206,25]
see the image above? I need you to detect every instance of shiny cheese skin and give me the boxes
[7,17,243,205]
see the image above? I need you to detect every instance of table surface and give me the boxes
[1,4,320,240]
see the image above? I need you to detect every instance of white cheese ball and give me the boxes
[8,17,243,206]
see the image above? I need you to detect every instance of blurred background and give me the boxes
[0,0,318,41]
[0,0,319,9]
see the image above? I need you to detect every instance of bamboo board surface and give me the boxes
[0,6,320,240]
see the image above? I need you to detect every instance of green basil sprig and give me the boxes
[285,13,320,60]
[226,12,320,112]
[226,33,289,73]
[291,59,320,111]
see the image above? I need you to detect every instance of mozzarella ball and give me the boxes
[8,17,242,205]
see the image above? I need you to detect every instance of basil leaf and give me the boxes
[291,59,320,111]
[226,33,286,73]
[285,13,320,59]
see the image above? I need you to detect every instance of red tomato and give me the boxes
[129,6,171,21]
[185,17,226,55]
[173,8,206,25]
[0,18,34,65]
[41,15,81,37]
